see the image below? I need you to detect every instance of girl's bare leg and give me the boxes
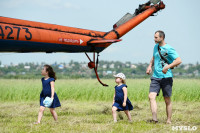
[50,108,58,121]
[124,110,132,121]
[35,106,45,124]
[112,106,118,122]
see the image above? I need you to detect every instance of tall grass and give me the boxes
[0,79,199,102]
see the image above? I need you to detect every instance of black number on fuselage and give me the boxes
[5,26,14,39]
[0,25,32,40]
[0,25,5,39]
[13,27,21,40]
[23,28,32,40]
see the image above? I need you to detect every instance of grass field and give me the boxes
[0,79,200,132]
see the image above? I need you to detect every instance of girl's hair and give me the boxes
[121,78,126,84]
[44,64,57,80]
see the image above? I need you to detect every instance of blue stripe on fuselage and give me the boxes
[0,40,105,53]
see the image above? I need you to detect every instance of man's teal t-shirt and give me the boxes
[152,43,179,78]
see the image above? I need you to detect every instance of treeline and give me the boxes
[0,60,199,79]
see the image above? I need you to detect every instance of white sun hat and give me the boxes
[113,73,126,80]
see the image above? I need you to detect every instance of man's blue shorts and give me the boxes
[149,77,173,97]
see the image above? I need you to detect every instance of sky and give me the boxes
[0,0,199,65]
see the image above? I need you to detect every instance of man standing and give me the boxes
[146,30,182,124]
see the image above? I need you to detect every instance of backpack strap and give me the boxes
[158,45,174,69]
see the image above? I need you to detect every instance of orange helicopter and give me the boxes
[0,0,165,86]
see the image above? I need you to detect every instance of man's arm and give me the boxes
[146,57,154,75]
[162,57,182,74]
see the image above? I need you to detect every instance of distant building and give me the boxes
[106,71,112,74]
[8,71,16,76]
[0,64,4,68]
[109,64,115,69]
[193,70,199,76]
[184,65,189,70]
[126,63,130,67]
[131,64,137,69]
[103,71,107,76]
[58,64,64,69]
[81,63,87,68]
[36,66,41,70]
[113,71,116,75]
[21,72,26,75]
[65,64,71,68]
[10,63,18,67]
[102,64,107,69]
[24,66,30,70]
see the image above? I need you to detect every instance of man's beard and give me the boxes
[155,40,162,44]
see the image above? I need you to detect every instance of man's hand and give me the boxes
[162,57,182,74]
[146,66,152,75]
[162,65,170,74]
[123,102,126,107]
